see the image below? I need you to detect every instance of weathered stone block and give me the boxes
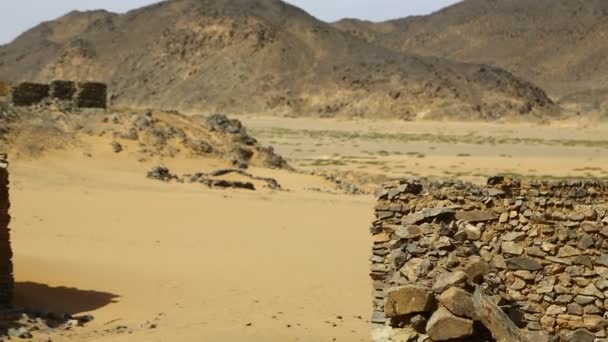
[426,307,474,341]
[385,285,434,317]
[437,287,476,319]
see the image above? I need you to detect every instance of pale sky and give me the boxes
[0,0,461,45]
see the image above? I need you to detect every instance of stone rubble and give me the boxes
[370,177,608,341]
[0,311,95,340]
[310,170,367,195]
[147,166,281,191]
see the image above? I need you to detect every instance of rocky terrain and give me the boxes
[333,0,608,117]
[0,0,557,120]
[0,98,288,171]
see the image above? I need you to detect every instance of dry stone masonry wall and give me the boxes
[0,154,13,308]
[74,82,107,109]
[370,177,608,342]
[11,83,50,107]
[11,81,107,109]
[49,80,77,101]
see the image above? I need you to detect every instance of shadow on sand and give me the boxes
[13,281,119,315]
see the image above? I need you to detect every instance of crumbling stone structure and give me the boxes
[11,83,50,106]
[49,80,77,101]
[75,82,107,109]
[11,81,107,109]
[0,155,13,308]
[370,177,608,341]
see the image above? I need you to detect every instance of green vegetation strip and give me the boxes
[250,127,608,149]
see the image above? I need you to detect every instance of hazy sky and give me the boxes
[0,0,461,45]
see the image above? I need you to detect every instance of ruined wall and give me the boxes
[50,80,77,101]
[75,82,107,109]
[370,177,608,342]
[11,83,50,106]
[11,81,107,109]
[0,155,13,308]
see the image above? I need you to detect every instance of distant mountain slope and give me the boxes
[0,0,557,120]
[333,0,608,115]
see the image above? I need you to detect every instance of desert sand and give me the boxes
[10,150,372,342]
[8,117,608,341]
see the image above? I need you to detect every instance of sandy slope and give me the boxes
[9,152,373,341]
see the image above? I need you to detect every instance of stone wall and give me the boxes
[75,82,107,109]
[370,177,608,342]
[11,83,50,106]
[0,154,13,308]
[50,80,77,101]
[11,81,107,109]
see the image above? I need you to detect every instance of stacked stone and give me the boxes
[11,83,50,106]
[49,80,77,101]
[75,82,107,109]
[370,177,608,342]
[0,154,13,308]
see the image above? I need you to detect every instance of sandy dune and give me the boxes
[10,153,373,341]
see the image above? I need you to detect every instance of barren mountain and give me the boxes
[334,0,608,116]
[0,0,557,120]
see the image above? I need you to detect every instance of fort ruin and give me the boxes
[371,177,608,341]
[0,155,13,308]
[10,81,107,109]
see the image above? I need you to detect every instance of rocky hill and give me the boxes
[0,0,557,120]
[333,0,608,116]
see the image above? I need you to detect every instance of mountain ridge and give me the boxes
[332,0,608,116]
[0,0,558,120]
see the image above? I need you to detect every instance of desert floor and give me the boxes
[245,117,608,184]
[9,118,608,341]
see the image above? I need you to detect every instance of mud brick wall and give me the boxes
[0,155,13,308]
[11,83,50,106]
[75,82,107,109]
[370,177,608,342]
[49,80,77,101]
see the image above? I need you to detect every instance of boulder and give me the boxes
[426,307,474,341]
[437,287,476,319]
[385,286,435,317]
